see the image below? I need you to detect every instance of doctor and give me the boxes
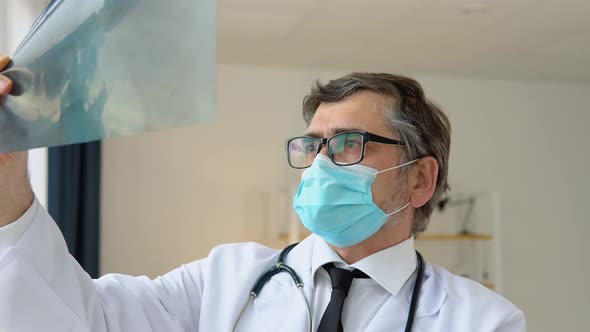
[0,54,525,331]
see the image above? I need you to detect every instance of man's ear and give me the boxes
[409,157,438,208]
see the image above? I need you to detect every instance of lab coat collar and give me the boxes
[276,234,446,319]
[310,236,417,297]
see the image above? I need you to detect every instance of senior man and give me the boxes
[0,54,525,331]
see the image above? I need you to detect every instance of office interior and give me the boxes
[1,1,588,331]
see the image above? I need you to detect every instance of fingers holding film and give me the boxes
[0,55,13,107]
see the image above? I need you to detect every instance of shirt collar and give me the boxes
[311,235,417,297]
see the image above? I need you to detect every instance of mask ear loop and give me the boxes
[378,159,416,218]
[384,202,410,217]
[376,159,418,174]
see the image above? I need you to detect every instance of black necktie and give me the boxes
[318,263,369,332]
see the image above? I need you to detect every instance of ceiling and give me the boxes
[217,0,590,84]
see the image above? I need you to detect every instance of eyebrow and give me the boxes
[305,127,366,138]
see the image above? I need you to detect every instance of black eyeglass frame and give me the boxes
[286,131,405,169]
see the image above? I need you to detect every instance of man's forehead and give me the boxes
[305,126,367,138]
[305,92,394,137]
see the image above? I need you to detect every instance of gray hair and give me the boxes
[302,73,451,235]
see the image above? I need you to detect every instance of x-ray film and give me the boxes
[0,0,216,153]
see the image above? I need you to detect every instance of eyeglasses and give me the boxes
[286,131,405,169]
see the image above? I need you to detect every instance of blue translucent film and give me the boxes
[0,0,216,153]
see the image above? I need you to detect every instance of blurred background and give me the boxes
[2,0,589,331]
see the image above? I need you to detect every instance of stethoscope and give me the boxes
[232,242,425,332]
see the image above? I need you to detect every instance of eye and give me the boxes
[344,136,362,149]
[346,139,359,147]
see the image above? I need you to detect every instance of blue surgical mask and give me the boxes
[293,154,417,248]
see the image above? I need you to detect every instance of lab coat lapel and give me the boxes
[362,260,446,331]
[251,236,316,332]
[414,261,447,318]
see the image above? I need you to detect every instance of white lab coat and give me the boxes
[0,199,525,331]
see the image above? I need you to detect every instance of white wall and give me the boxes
[101,63,590,331]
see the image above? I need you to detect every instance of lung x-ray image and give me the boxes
[0,0,216,153]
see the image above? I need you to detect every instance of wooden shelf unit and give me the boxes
[278,232,311,243]
[280,232,494,242]
[481,281,495,289]
[417,233,493,241]
[278,234,496,289]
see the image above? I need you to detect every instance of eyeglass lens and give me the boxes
[288,132,364,168]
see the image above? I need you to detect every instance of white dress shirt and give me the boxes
[0,198,526,331]
[311,234,418,331]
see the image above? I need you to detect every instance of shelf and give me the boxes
[417,233,493,241]
[481,281,495,289]
[280,232,494,242]
[278,232,311,243]
[278,233,496,289]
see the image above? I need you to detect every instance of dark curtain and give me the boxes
[48,141,101,278]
